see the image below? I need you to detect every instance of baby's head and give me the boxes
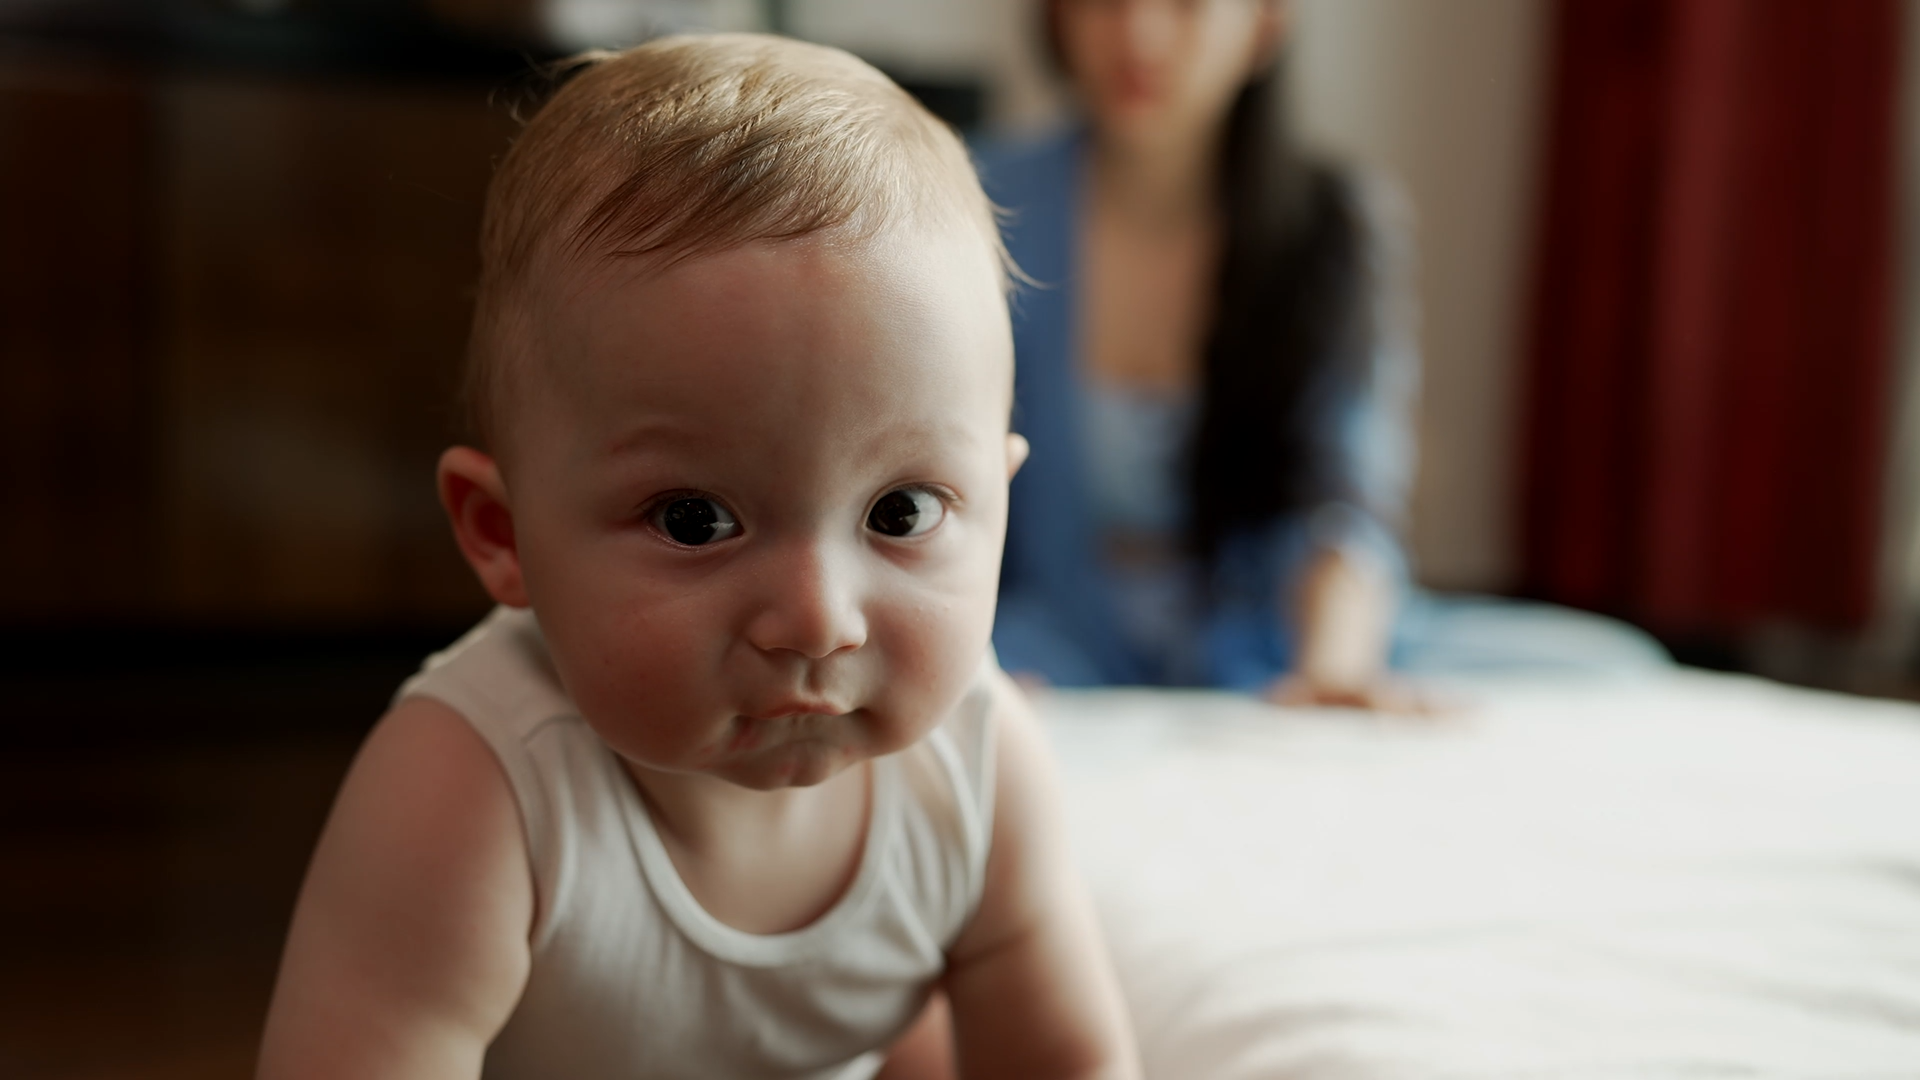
[439,34,1024,791]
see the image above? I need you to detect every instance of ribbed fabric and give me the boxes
[396,607,996,1080]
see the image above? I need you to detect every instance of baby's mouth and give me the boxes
[744,699,851,722]
[726,706,854,754]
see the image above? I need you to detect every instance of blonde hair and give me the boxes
[465,33,1009,450]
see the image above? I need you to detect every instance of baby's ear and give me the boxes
[1006,432,1031,480]
[438,446,530,608]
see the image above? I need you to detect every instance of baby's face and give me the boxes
[503,225,1017,790]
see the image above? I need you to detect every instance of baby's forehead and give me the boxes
[538,222,1001,353]
[498,225,1011,451]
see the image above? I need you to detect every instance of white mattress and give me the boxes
[1041,672,1920,1078]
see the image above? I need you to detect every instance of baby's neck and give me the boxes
[623,759,875,935]
[626,761,859,846]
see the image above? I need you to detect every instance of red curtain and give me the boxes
[1521,0,1906,635]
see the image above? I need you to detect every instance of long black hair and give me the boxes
[1187,59,1371,559]
[1043,4,1377,559]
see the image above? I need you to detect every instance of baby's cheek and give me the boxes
[569,625,710,757]
[880,604,987,727]
[601,598,712,681]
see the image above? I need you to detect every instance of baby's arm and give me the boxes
[257,697,532,1079]
[941,671,1140,1079]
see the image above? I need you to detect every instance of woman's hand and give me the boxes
[1264,670,1448,716]
[1276,544,1451,716]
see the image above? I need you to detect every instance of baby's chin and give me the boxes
[606,702,942,791]
[611,733,863,793]
[708,738,865,791]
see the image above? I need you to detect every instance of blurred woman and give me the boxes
[979,0,1416,705]
[979,0,1662,705]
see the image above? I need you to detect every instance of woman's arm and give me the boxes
[1269,541,1432,712]
[257,697,532,1079]
[1268,173,1431,712]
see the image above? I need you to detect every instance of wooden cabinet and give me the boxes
[1,63,154,622]
[2,60,513,627]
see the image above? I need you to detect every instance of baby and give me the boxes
[256,32,1137,1080]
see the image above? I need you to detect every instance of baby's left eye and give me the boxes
[868,488,945,538]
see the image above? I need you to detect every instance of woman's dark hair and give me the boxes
[1188,58,1371,558]
[1043,2,1374,559]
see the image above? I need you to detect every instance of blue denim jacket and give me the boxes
[974,129,1420,688]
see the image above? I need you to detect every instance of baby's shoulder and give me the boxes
[258,691,533,1070]
[395,606,576,746]
[354,693,528,843]
[387,608,617,899]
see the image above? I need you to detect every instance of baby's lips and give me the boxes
[744,700,849,721]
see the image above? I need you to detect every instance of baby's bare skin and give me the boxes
[257,223,1139,1079]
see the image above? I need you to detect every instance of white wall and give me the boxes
[787,0,996,78]
[538,0,763,48]
[1290,0,1549,590]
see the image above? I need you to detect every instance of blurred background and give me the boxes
[0,0,1914,1076]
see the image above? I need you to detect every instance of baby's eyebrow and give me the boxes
[601,417,700,458]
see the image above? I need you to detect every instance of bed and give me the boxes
[1042,671,1920,1077]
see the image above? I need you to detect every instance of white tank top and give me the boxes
[395,606,997,1080]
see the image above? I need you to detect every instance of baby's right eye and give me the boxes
[652,498,740,547]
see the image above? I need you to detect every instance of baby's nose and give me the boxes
[743,540,869,660]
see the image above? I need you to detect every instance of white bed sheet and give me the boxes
[1042,671,1920,1078]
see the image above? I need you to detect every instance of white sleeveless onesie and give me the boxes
[395,607,997,1080]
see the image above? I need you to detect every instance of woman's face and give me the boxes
[1056,0,1283,151]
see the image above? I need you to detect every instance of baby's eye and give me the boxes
[868,488,945,538]
[653,497,740,546]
